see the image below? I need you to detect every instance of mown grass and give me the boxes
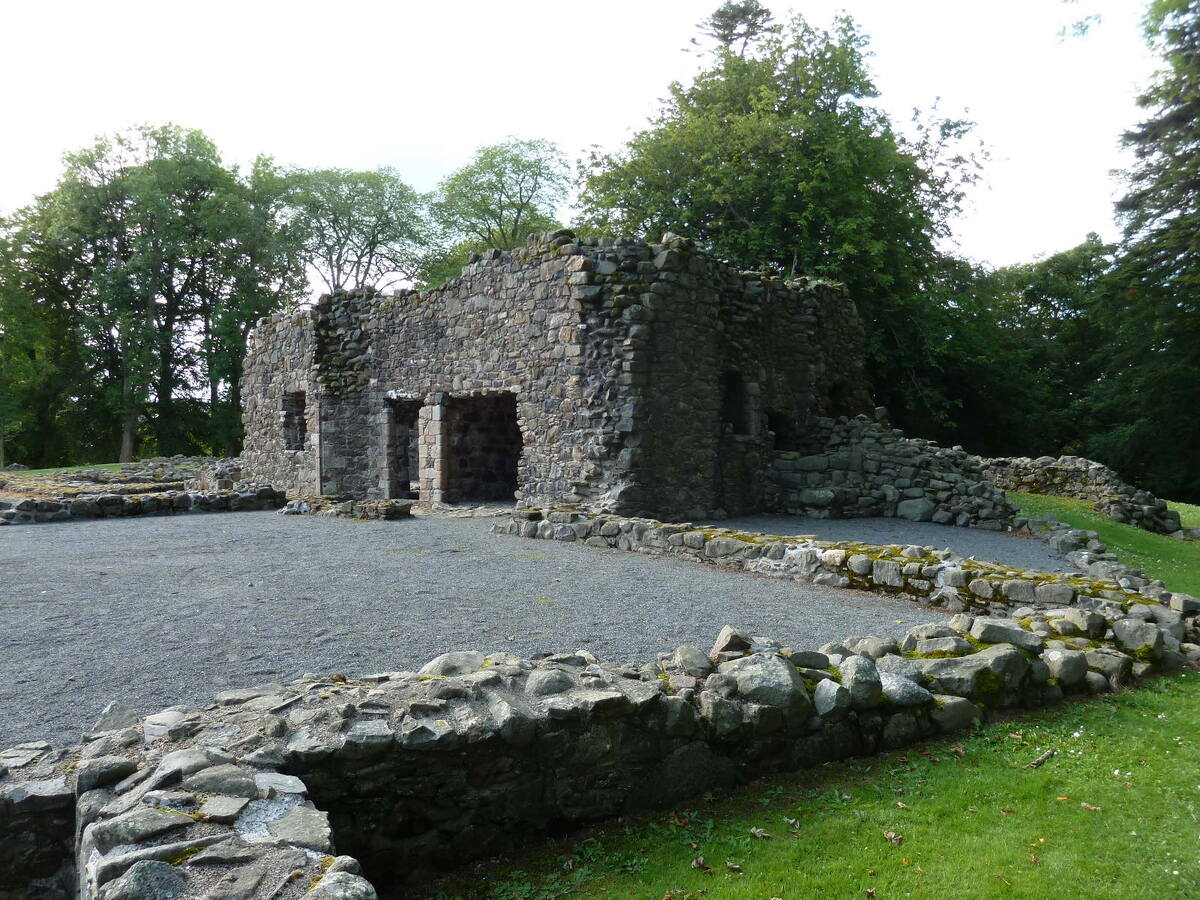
[432,674,1200,900]
[1011,492,1200,596]
[1171,501,1200,529]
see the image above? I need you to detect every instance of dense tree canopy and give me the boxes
[418,139,569,288]
[1091,0,1200,499]
[579,12,982,428]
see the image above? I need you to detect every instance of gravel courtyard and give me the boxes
[0,511,1067,748]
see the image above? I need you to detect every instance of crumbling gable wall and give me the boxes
[631,237,872,518]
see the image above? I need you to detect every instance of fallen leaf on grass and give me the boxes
[1028,853,1041,865]
[883,831,904,845]
[896,801,910,809]
[1055,796,1072,801]
[967,807,979,813]
[783,816,801,828]
[691,857,712,873]
[725,860,744,874]
[749,827,772,839]
[1000,808,1016,815]
[1081,802,1101,811]
[865,890,877,898]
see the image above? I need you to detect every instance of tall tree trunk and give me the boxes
[119,374,138,463]
[119,413,137,463]
[0,426,6,470]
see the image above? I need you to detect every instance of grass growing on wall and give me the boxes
[434,675,1200,900]
[1011,492,1200,596]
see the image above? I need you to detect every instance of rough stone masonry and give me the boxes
[241,230,1012,526]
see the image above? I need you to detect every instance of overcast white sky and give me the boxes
[0,0,1156,268]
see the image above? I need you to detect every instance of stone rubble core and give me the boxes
[493,508,1179,618]
[2,598,1198,900]
[770,414,1016,527]
[983,454,1198,540]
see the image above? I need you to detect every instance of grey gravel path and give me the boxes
[0,512,939,749]
[707,514,1073,573]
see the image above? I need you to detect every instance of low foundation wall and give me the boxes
[0,488,287,526]
[2,602,1197,899]
[492,509,1175,618]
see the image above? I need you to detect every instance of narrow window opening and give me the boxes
[719,372,751,436]
[283,392,307,451]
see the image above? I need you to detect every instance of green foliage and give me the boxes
[0,124,307,463]
[434,674,1200,898]
[696,1,778,55]
[578,12,984,427]
[284,166,428,293]
[432,138,568,249]
[1079,0,1200,501]
[1012,492,1200,595]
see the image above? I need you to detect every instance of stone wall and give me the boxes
[240,231,872,520]
[240,309,322,498]
[3,602,1197,899]
[0,488,286,526]
[983,455,1191,537]
[771,414,1016,528]
[493,508,1179,618]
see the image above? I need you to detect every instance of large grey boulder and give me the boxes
[1085,648,1134,685]
[418,651,486,677]
[929,695,982,732]
[914,644,1029,701]
[1041,649,1088,688]
[897,498,935,521]
[970,617,1044,652]
[1111,618,1164,658]
[717,654,811,712]
[526,668,574,696]
[899,624,958,651]
[812,679,850,720]
[880,672,933,706]
[308,872,379,900]
[838,655,882,709]
[99,860,185,900]
[667,646,713,677]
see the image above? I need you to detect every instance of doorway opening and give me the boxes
[387,400,422,499]
[445,393,522,502]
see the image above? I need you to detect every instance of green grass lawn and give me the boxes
[1172,501,1200,529]
[1010,492,1200,597]
[8,462,122,476]
[434,674,1200,900]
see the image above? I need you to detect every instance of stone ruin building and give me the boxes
[242,231,1014,527]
